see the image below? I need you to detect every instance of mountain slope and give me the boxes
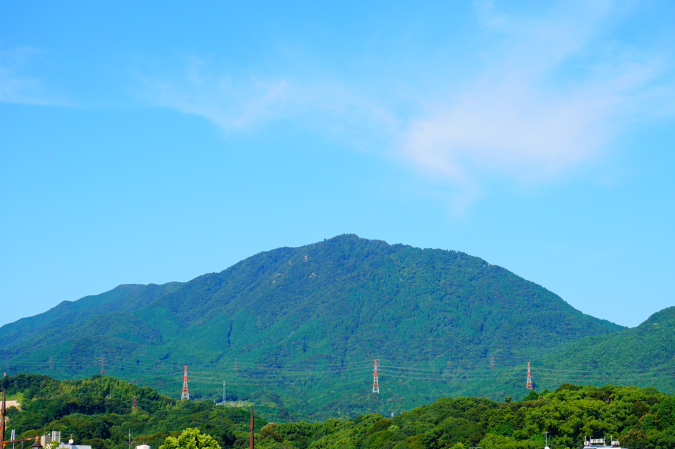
[530,306,675,392]
[0,234,623,420]
[0,282,182,350]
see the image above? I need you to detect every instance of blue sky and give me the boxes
[1,1,674,328]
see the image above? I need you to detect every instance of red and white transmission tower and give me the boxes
[526,362,533,390]
[181,366,190,400]
[372,359,380,393]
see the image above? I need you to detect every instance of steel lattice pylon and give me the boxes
[372,359,380,393]
[181,365,190,400]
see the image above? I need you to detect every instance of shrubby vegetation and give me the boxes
[1,374,265,449]
[4,374,675,449]
[264,384,675,449]
[159,428,221,449]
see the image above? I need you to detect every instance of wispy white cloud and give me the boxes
[138,57,398,146]
[0,47,67,106]
[399,1,672,210]
[138,2,673,211]
[141,61,293,131]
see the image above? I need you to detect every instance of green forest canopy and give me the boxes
[2,374,675,449]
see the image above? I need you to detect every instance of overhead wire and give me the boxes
[6,355,675,392]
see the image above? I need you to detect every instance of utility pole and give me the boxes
[128,429,131,449]
[249,407,254,449]
[543,431,549,448]
[1,390,6,449]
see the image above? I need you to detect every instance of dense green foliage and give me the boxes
[1,375,266,449]
[5,374,675,449]
[159,428,220,449]
[261,384,675,449]
[0,235,623,420]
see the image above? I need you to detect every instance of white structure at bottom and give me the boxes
[583,437,627,449]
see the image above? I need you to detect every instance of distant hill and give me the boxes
[0,234,623,421]
[529,306,675,392]
[446,306,675,400]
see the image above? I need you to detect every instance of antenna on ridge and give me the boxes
[526,362,533,390]
[372,359,380,393]
[181,366,190,400]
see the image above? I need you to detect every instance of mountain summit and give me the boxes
[0,234,622,419]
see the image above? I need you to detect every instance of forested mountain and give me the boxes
[533,306,675,392]
[420,307,675,403]
[0,235,623,420]
[4,374,675,449]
